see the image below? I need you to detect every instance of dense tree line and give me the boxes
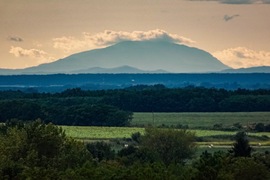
[0,99,132,126]
[101,85,270,112]
[0,86,270,126]
[0,121,269,179]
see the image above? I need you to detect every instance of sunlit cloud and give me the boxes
[52,29,195,53]
[83,29,195,46]
[52,36,88,53]
[212,47,270,68]
[9,46,55,63]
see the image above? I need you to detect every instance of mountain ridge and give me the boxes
[1,65,270,75]
[70,65,168,74]
[221,66,270,73]
[0,41,230,74]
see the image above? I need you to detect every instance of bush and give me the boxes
[86,142,115,162]
[255,123,265,132]
[131,132,141,143]
[141,128,197,166]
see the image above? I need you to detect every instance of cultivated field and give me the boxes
[62,126,270,142]
[62,112,270,153]
[62,126,144,140]
[62,112,270,139]
[132,112,270,128]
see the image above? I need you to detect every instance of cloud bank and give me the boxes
[9,46,54,63]
[53,29,195,53]
[213,47,270,68]
[83,29,195,46]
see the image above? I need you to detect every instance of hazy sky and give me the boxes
[1,0,270,69]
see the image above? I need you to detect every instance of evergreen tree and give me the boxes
[230,131,252,157]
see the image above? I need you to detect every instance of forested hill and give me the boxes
[0,86,270,126]
[0,73,269,92]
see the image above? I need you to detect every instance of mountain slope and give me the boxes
[221,66,270,73]
[70,66,168,74]
[3,41,230,74]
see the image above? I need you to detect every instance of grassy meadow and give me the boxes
[62,126,270,142]
[62,112,270,139]
[62,126,145,140]
[132,112,270,128]
[61,112,270,152]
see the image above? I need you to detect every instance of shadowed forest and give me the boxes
[0,86,270,126]
[1,120,270,179]
[0,73,270,92]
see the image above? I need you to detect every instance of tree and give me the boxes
[230,131,252,157]
[255,123,265,132]
[193,151,227,180]
[221,157,270,180]
[86,142,115,162]
[141,128,196,166]
[0,120,92,179]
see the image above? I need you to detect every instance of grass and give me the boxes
[61,112,270,153]
[132,112,270,128]
[191,130,270,137]
[62,126,144,140]
[62,126,270,144]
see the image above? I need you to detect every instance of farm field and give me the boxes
[62,126,270,144]
[61,112,270,153]
[62,125,270,155]
[62,126,145,140]
[132,112,270,128]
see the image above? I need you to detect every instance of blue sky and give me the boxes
[1,0,270,69]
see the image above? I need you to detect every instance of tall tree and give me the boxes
[141,128,197,166]
[230,131,252,157]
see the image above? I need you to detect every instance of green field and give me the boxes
[62,126,270,144]
[132,112,270,128]
[62,126,145,140]
[61,112,270,149]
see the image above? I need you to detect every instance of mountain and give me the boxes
[70,66,168,74]
[221,66,270,73]
[0,41,230,74]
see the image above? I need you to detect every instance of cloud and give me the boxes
[224,14,240,21]
[83,29,195,46]
[53,29,195,53]
[8,36,23,42]
[261,0,270,3]
[53,36,87,53]
[9,46,55,63]
[189,0,270,4]
[220,0,256,4]
[212,47,270,68]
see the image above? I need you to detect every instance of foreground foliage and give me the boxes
[0,120,91,179]
[0,120,270,179]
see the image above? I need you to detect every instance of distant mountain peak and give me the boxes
[0,40,230,75]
